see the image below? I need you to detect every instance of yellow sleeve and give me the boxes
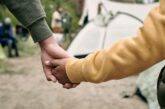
[66,1,165,83]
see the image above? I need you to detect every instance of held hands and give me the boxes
[47,58,79,89]
[39,34,70,82]
[39,34,79,89]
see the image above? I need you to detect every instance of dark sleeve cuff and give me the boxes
[28,18,53,42]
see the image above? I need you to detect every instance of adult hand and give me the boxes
[39,34,70,82]
[49,58,80,89]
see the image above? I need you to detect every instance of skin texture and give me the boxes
[39,34,78,88]
[48,59,79,89]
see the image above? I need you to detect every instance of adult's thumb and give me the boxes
[44,60,54,67]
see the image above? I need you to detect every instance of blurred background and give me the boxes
[0,0,162,109]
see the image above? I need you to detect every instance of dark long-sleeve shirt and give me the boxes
[2,0,53,42]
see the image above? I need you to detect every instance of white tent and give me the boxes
[68,0,158,56]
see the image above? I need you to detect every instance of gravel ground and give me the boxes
[0,55,148,109]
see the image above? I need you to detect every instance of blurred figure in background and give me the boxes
[78,0,103,27]
[61,9,72,41]
[16,24,29,41]
[51,6,63,33]
[0,22,3,38]
[0,18,19,57]
[0,21,6,59]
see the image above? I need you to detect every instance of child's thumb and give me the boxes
[50,59,62,67]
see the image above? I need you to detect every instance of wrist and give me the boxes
[39,34,58,48]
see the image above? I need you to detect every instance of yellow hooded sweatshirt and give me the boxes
[66,0,165,83]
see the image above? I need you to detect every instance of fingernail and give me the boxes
[50,77,57,83]
[45,61,50,65]
[52,79,57,83]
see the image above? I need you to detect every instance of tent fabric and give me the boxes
[102,0,158,20]
[68,22,106,55]
[136,61,164,109]
[103,14,142,48]
[68,14,142,55]
[68,1,161,109]
[68,1,157,55]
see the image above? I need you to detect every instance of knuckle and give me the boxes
[46,77,51,81]
[46,75,52,81]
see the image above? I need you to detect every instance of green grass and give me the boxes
[0,36,39,75]
[17,37,39,56]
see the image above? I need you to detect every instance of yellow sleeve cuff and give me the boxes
[66,58,86,83]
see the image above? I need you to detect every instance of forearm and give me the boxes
[66,5,165,83]
[2,0,53,42]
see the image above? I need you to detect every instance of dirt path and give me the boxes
[0,55,148,109]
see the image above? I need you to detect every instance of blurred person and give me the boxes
[0,18,19,57]
[78,0,104,26]
[48,0,165,108]
[51,6,63,33]
[0,21,3,38]
[16,24,29,41]
[61,9,72,41]
[0,22,6,59]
